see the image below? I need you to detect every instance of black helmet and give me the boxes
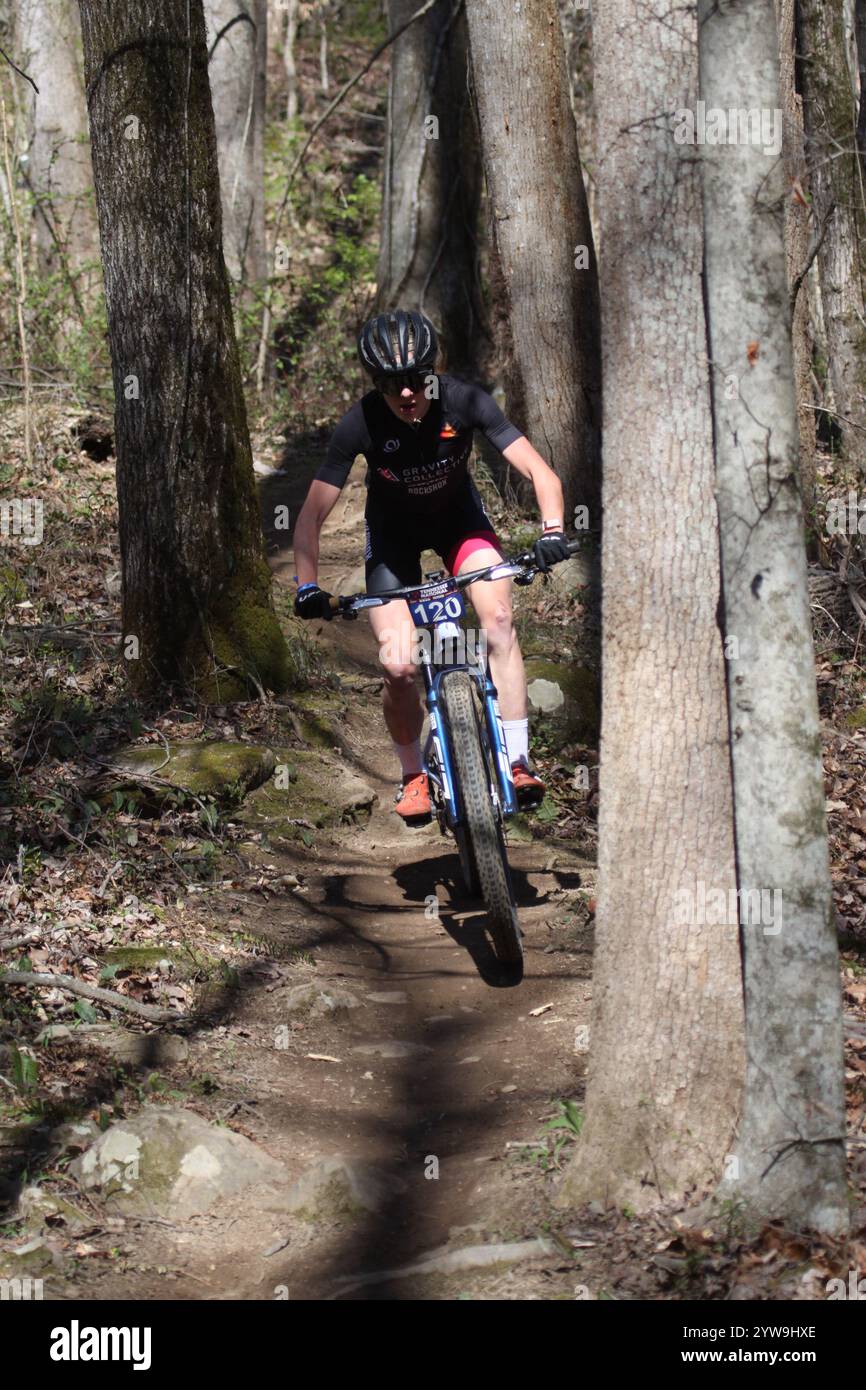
[358,309,439,380]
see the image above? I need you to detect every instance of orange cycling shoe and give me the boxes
[394,771,432,822]
[511,760,545,809]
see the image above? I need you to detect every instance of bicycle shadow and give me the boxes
[392,849,573,988]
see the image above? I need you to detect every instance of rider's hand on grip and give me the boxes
[294,583,335,621]
[532,530,570,574]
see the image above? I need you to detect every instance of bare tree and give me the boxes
[377,0,483,373]
[700,0,848,1235]
[559,0,744,1213]
[78,0,289,701]
[799,0,866,467]
[13,0,100,310]
[205,0,267,291]
[465,0,600,524]
[775,0,816,518]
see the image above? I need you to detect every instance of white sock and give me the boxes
[393,738,423,778]
[503,718,529,767]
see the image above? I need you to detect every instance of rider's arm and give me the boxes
[502,437,566,528]
[293,480,342,587]
[296,402,370,587]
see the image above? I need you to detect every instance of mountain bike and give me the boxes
[331,540,581,977]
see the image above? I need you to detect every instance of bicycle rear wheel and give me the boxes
[439,671,522,970]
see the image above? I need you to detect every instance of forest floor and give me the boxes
[1,410,866,1301]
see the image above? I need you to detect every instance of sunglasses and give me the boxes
[373,371,430,396]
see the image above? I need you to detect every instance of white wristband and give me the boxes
[542,519,564,532]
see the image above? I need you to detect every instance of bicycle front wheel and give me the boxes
[439,671,522,970]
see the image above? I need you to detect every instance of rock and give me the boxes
[98,742,277,812]
[238,747,377,843]
[524,659,599,743]
[16,1185,88,1232]
[69,1108,288,1218]
[87,1028,190,1067]
[51,1119,100,1155]
[350,1041,432,1059]
[526,678,565,714]
[0,1237,60,1284]
[281,1157,399,1221]
[281,984,360,1016]
[37,1019,189,1066]
[365,991,408,1005]
[548,554,593,595]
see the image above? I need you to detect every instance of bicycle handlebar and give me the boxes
[328,536,584,617]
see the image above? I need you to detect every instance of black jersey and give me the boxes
[314,374,522,516]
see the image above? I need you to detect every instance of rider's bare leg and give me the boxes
[460,546,527,722]
[367,599,424,748]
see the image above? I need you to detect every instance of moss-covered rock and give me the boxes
[844,705,866,730]
[69,1107,289,1217]
[280,1156,399,1222]
[524,659,599,743]
[103,741,276,810]
[238,747,376,844]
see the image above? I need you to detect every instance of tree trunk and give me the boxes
[465,0,600,526]
[204,0,267,290]
[14,0,100,308]
[799,0,866,466]
[856,0,866,184]
[318,3,328,93]
[776,0,817,522]
[284,0,300,122]
[377,0,484,374]
[699,0,848,1236]
[559,0,743,1214]
[78,0,289,702]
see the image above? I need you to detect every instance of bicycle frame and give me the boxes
[330,542,580,827]
[417,614,517,828]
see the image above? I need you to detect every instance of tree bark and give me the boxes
[204,0,267,291]
[377,0,484,375]
[13,0,100,307]
[284,0,300,122]
[465,0,600,524]
[559,0,743,1213]
[799,0,866,467]
[775,0,817,521]
[78,0,289,702]
[700,0,848,1236]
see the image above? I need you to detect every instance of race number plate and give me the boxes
[408,590,466,627]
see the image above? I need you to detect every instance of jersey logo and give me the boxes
[376,467,400,483]
[439,423,458,439]
[383,438,401,453]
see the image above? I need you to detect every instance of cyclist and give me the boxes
[292,308,570,822]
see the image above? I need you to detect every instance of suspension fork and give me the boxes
[482,666,518,818]
[421,655,462,826]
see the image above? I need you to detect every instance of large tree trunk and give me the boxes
[700,0,848,1236]
[204,0,267,291]
[14,0,100,309]
[776,0,817,521]
[559,0,743,1213]
[78,0,289,702]
[377,0,484,375]
[799,0,866,467]
[465,0,600,524]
